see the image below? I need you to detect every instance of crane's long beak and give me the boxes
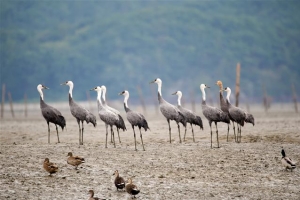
[171,92,177,95]
[89,88,95,91]
[43,86,49,89]
[60,82,67,85]
[118,92,123,95]
[206,86,210,88]
[149,80,155,84]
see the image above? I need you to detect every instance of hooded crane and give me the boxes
[90,86,120,148]
[216,81,236,142]
[101,85,126,143]
[200,84,230,148]
[119,90,149,151]
[223,87,246,143]
[61,81,96,145]
[37,84,66,144]
[172,91,203,142]
[150,78,186,143]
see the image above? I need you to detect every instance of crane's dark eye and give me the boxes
[155,78,157,81]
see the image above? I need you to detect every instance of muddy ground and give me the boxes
[0,103,299,199]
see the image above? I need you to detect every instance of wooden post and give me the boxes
[1,84,5,118]
[137,85,147,115]
[24,93,28,117]
[7,92,15,118]
[190,90,195,113]
[262,84,271,113]
[235,63,240,107]
[292,84,298,113]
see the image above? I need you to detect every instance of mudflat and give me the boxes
[0,104,299,199]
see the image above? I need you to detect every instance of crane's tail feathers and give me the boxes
[245,113,255,126]
[194,116,203,129]
[58,115,66,130]
[117,115,127,131]
[86,114,97,127]
[222,113,230,124]
[178,112,187,127]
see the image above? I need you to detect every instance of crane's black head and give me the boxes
[119,90,126,95]
[42,85,49,89]
[61,81,73,86]
[90,86,101,91]
[150,78,161,84]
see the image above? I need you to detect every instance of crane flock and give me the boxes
[37,78,255,148]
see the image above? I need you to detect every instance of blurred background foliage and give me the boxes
[1,0,300,104]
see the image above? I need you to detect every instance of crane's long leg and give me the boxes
[55,125,60,143]
[77,119,81,145]
[232,122,236,142]
[209,122,212,148]
[239,125,241,143]
[105,124,108,148]
[191,124,195,142]
[111,130,113,143]
[237,124,240,143]
[167,119,171,143]
[117,128,121,143]
[226,124,229,142]
[47,122,50,144]
[183,126,187,142]
[177,122,182,143]
[81,121,84,145]
[215,122,219,148]
[111,126,116,148]
[132,125,137,151]
[139,128,145,151]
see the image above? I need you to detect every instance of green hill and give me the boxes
[1,0,300,103]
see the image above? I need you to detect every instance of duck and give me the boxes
[281,148,296,171]
[113,170,126,191]
[88,190,105,200]
[67,152,85,170]
[125,178,140,198]
[43,158,58,176]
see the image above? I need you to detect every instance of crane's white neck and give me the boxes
[37,87,44,100]
[200,87,206,101]
[157,81,162,96]
[123,92,129,108]
[226,88,231,103]
[96,90,102,105]
[101,86,106,102]
[177,93,182,106]
[68,82,74,98]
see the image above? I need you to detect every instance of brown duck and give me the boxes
[67,152,85,169]
[43,158,58,176]
[88,190,106,200]
[125,178,140,198]
[113,170,125,191]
